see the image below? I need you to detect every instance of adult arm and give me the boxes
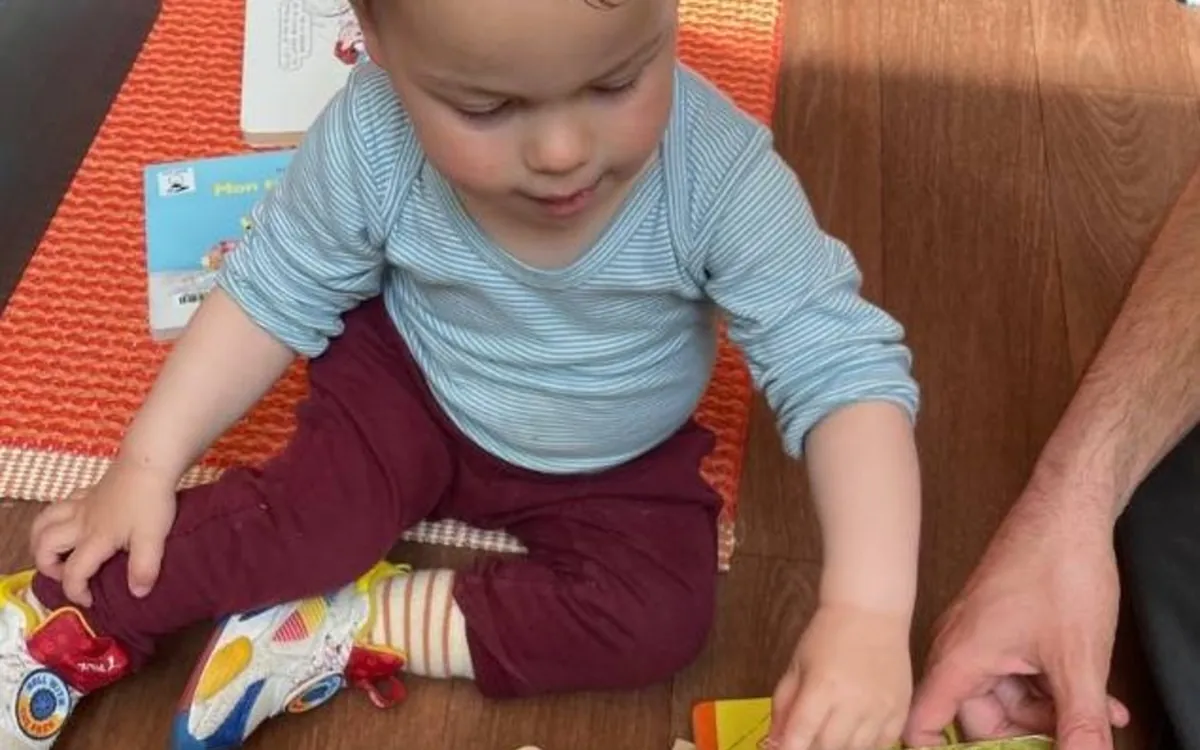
[904,160,1200,750]
[1031,163,1200,521]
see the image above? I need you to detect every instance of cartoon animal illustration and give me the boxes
[201,240,237,271]
[201,216,253,271]
[333,16,366,65]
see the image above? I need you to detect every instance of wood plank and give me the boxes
[1187,7,1200,91]
[878,0,1069,661]
[1031,0,1195,96]
[442,680,672,750]
[1042,89,1200,373]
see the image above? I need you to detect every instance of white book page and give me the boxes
[240,0,363,145]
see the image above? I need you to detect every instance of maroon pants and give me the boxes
[32,299,722,698]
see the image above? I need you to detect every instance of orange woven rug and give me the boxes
[0,0,782,571]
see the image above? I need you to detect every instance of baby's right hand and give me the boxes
[29,461,179,608]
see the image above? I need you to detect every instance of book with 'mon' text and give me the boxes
[142,149,295,340]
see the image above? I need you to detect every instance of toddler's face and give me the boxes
[361,0,677,231]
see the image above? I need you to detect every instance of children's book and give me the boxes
[142,149,295,340]
[691,697,770,750]
[240,0,368,147]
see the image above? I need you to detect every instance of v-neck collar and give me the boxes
[423,158,662,290]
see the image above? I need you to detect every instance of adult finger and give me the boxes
[983,675,1055,735]
[32,519,82,582]
[1031,676,1129,728]
[127,523,167,598]
[1107,696,1130,728]
[998,675,1053,730]
[1045,656,1115,750]
[61,534,116,609]
[904,656,993,747]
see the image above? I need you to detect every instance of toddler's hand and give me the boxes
[768,603,913,750]
[29,461,178,608]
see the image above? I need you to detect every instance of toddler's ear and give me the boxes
[346,1,388,60]
[358,21,386,65]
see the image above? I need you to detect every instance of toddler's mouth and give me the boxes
[525,179,601,218]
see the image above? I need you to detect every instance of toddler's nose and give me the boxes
[525,114,591,176]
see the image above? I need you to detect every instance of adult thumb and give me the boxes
[127,527,165,598]
[904,658,987,748]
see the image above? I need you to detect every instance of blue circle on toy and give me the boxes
[30,688,57,720]
[285,673,344,714]
[15,669,71,740]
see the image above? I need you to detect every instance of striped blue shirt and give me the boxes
[217,62,920,474]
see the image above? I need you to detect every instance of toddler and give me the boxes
[0,0,923,748]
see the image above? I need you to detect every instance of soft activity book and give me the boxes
[240,0,368,147]
[690,697,1055,750]
[143,149,295,340]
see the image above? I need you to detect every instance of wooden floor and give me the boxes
[3,0,1200,747]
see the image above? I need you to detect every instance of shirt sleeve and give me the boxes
[215,76,386,358]
[699,141,920,458]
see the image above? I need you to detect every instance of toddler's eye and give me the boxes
[456,101,511,121]
[592,75,639,96]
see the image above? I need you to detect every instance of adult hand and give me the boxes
[903,486,1130,750]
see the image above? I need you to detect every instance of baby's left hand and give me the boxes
[768,603,913,750]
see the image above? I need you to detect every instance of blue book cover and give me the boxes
[142,148,294,339]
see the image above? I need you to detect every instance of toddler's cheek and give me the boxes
[433,141,512,193]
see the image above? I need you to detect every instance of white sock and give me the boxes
[369,569,475,680]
